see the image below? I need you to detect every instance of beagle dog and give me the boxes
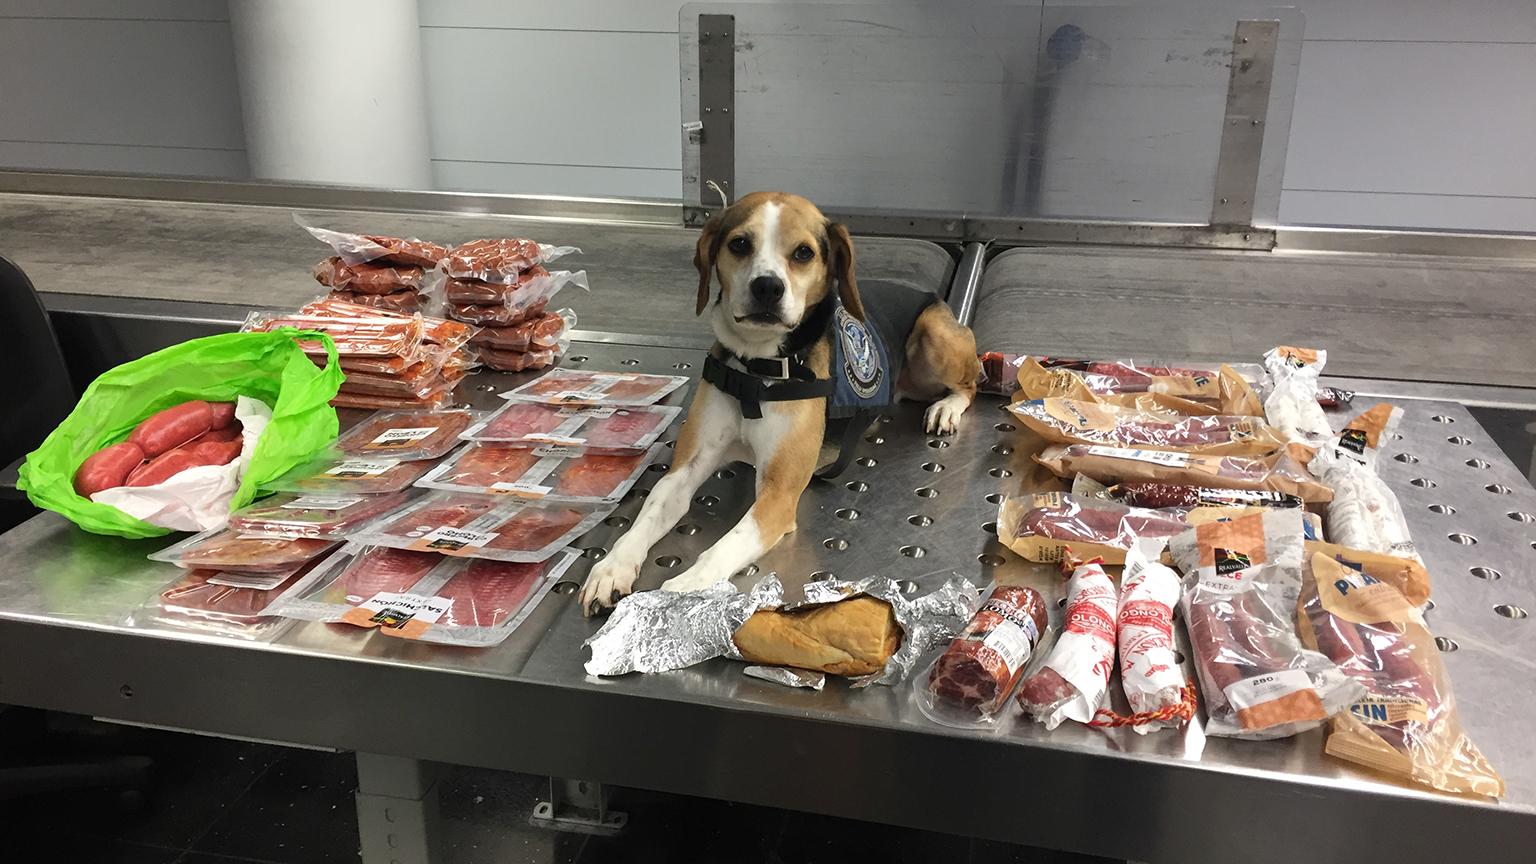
[579,192,979,616]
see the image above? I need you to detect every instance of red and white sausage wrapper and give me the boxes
[1017,556,1119,729]
[1117,539,1186,733]
[91,396,271,533]
[583,573,979,687]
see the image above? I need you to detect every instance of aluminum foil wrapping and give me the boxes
[744,665,825,690]
[583,576,781,676]
[583,572,980,687]
[802,574,981,688]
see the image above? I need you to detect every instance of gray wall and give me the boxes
[1,0,1533,232]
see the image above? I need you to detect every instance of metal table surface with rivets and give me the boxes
[1,340,1533,864]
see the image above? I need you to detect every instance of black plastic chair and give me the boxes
[0,255,75,529]
[0,259,151,805]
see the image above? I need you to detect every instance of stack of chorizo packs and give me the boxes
[245,298,477,410]
[302,223,448,314]
[438,237,587,372]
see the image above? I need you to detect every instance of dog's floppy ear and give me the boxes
[827,222,864,321]
[694,212,724,316]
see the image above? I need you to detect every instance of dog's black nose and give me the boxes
[749,275,785,304]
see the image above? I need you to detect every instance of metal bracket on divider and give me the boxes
[530,777,628,835]
[1209,19,1279,229]
[688,13,737,228]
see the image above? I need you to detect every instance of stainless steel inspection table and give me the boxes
[1,340,1534,864]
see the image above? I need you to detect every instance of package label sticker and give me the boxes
[205,572,289,590]
[325,459,399,477]
[1085,445,1191,467]
[366,427,438,449]
[342,591,452,636]
[411,526,498,552]
[282,495,366,511]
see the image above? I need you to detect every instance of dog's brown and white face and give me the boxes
[694,192,863,350]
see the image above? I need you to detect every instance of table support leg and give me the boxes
[355,752,442,864]
[530,776,628,835]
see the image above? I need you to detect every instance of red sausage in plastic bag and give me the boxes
[74,441,146,496]
[129,401,214,457]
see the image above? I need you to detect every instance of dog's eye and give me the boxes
[793,244,815,262]
[727,236,750,255]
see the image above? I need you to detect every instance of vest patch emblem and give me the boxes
[835,306,882,399]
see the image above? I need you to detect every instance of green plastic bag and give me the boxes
[18,329,343,538]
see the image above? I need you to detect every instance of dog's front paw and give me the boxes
[924,395,967,436]
[659,567,722,594]
[578,557,640,617]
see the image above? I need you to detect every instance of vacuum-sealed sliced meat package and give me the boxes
[265,544,577,647]
[997,491,1189,565]
[313,257,424,293]
[417,444,655,503]
[464,401,679,451]
[150,526,338,573]
[920,585,1049,724]
[265,454,438,495]
[503,368,688,406]
[351,491,607,562]
[137,553,336,641]
[228,489,420,539]
[1298,553,1503,797]
[335,409,477,461]
[1168,509,1363,740]
[1009,399,1286,456]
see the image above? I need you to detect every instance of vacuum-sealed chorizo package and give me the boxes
[997,491,1190,565]
[149,526,339,574]
[1168,509,1363,739]
[350,491,609,562]
[1297,553,1502,797]
[331,383,460,412]
[441,238,580,284]
[919,585,1049,724]
[1009,398,1286,456]
[1262,346,1334,444]
[1034,443,1332,503]
[335,362,468,400]
[334,409,477,462]
[266,544,576,647]
[300,221,448,268]
[1015,555,1119,729]
[312,257,424,294]
[264,453,438,495]
[444,267,588,310]
[1330,403,1403,472]
[478,344,563,373]
[326,289,423,314]
[1106,482,1303,511]
[417,444,655,504]
[243,311,423,358]
[295,298,476,353]
[448,299,546,327]
[1016,358,1263,417]
[502,368,689,406]
[468,310,573,353]
[227,489,420,539]
[464,401,679,451]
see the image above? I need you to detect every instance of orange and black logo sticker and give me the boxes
[1214,547,1252,575]
[1338,427,1368,455]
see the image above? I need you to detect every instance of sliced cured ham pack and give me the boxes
[502,368,688,406]
[227,489,421,539]
[265,544,578,647]
[350,491,610,562]
[417,444,657,504]
[463,401,679,451]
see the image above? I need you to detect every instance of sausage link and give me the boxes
[129,401,214,457]
[74,441,146,496]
